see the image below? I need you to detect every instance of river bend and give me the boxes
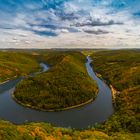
[0,57,114,129]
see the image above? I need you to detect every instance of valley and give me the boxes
[0,49,139,140]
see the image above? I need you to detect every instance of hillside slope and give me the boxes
[0,51,40,83]
[14,52,98,111]
[91,50,140,133]
[0,120,140,140]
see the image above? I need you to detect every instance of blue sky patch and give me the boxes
[0,0,140,48]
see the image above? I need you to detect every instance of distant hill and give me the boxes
[0,51,40,83]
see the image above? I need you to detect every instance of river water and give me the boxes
[0,57,114,129]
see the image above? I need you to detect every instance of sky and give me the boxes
[0,0,140,49]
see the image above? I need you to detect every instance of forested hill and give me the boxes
[14,52,98,111]
[91,50,140,133]
[0,51,41,83]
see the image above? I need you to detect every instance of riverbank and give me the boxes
[0,51,114,129]
[93,71,116,107]
[13,52,98,111]
[109,85,119,107]
[12,92,98,112]
[0,76,17,85]
[90,50,140,133]
[0,51,41,83]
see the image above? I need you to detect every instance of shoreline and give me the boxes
[92,70,117,107]
[0,65,43,85]
[0,76,17,85]
[110,85,120,108]
[110,85,117,104]
[11,57,99,112]
[12,89,98,112]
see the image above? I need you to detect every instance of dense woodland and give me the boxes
[0,51,40,83]
[91,50,140,133]
[0,50,140,139]
[14,52,98,110]
[0,120,140,140]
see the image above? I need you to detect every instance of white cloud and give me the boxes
[0,0,140,48]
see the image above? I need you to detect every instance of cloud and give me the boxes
[84,29,109,35]
[75,19,123,27]
[0,0,140,48]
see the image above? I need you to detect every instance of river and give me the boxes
[0,57,114,129]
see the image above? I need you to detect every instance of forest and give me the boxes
[0,49,139,140]
[91,50,140,133]
[0,120,139,140]
[14,51,98,111]
[0,51,40,83]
